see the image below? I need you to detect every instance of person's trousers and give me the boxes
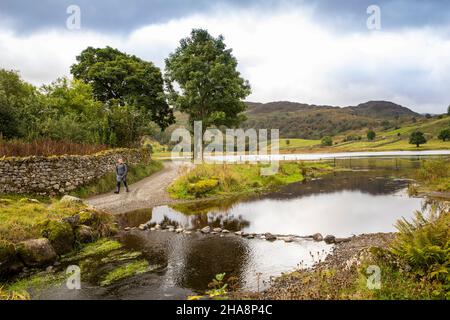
[116,180,129,192]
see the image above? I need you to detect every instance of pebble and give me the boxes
[201,226,211,234]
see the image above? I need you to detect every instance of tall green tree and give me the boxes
[0,69,40,139]
[409,131,427,147]
[71,46,174,130]
[165,29,251,132]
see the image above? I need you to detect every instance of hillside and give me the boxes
[275,115,450,153]
[243,100,421,139]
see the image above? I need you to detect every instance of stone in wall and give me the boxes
[0,148,150,195]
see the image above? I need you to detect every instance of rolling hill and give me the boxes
[243,100,421,139]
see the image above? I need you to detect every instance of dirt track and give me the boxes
[86,161,186,214]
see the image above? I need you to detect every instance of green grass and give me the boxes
[168,161,333,199]
[99,260,150,286]
[61,239,123,263]
[0,197,85,242]
[278,138,321,149]
[71,160,163,198]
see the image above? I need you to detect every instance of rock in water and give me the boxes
[154,224,161,230]
[234,231,243,236]
[201,226,211,234]
[16,238,57,267]
[213,227,222,233]
[324,235,336,244]
[221,229,230,233]
[312,233,323,241]
[264,233,277,241]
[175,228,184,233]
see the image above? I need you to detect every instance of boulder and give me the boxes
[75,225,95,243]
[312,233,323,242]
[201,226,211,234]
[213,227,222,233]
[234,231,243,236]
[154,224,161,230]
[335,237,352,244]
[62,214,80,227]
[60,195,84,205]
[138,224,147,231]
[221,229,230,233]
[41,220,74,255]
[16,238,57,267]
[324,235,336,244]
[264,233,277,241]
[175,228,184,233]
[0,240,19,275]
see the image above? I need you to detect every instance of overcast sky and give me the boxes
[1,0,450,113]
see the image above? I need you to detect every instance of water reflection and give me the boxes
[120,171,422,237]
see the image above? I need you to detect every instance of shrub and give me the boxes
[390,208,449,296]
[40,220,74,255]
[187,179,219,197]
[321,136,333,146]
[367,130,376,141]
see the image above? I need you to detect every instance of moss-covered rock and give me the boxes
[187,179,219,197]
[75,225,96,243]
[16,238,57,267]
[0,240,17,275]
[40,220,74,255]
[78,210,97,226]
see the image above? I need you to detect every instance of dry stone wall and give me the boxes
[0,148,149,195]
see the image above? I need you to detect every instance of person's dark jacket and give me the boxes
[116,163,128,182]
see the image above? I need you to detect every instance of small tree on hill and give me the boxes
[438,128,450,142]
[409,131,427,147]
[367,130,376,141]
[321,136,333,146]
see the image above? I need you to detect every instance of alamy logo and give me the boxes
[170,121,280,175]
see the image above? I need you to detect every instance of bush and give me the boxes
[390,208,449,297]
[321,136,333,146]
[367,130,376,141]
[40,220,74,255]
[187,179,219,197]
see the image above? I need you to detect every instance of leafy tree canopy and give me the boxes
[438,128,450,142]
[165,29,251,131]
[71,46,174,130]
[409,131,427,147]
[367,130,376,141]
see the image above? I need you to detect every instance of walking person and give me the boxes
[114,158,129,193]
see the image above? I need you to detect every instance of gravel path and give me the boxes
[86,160,188,214]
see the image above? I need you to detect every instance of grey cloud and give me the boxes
[1,0,450,34]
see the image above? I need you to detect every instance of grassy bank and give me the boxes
[0,196,87,243]
[71,160,163,198]
[406,159,450,196]
[168,161,333,199]
[263,204,450,300]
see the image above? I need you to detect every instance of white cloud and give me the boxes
[1,6,450,113]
